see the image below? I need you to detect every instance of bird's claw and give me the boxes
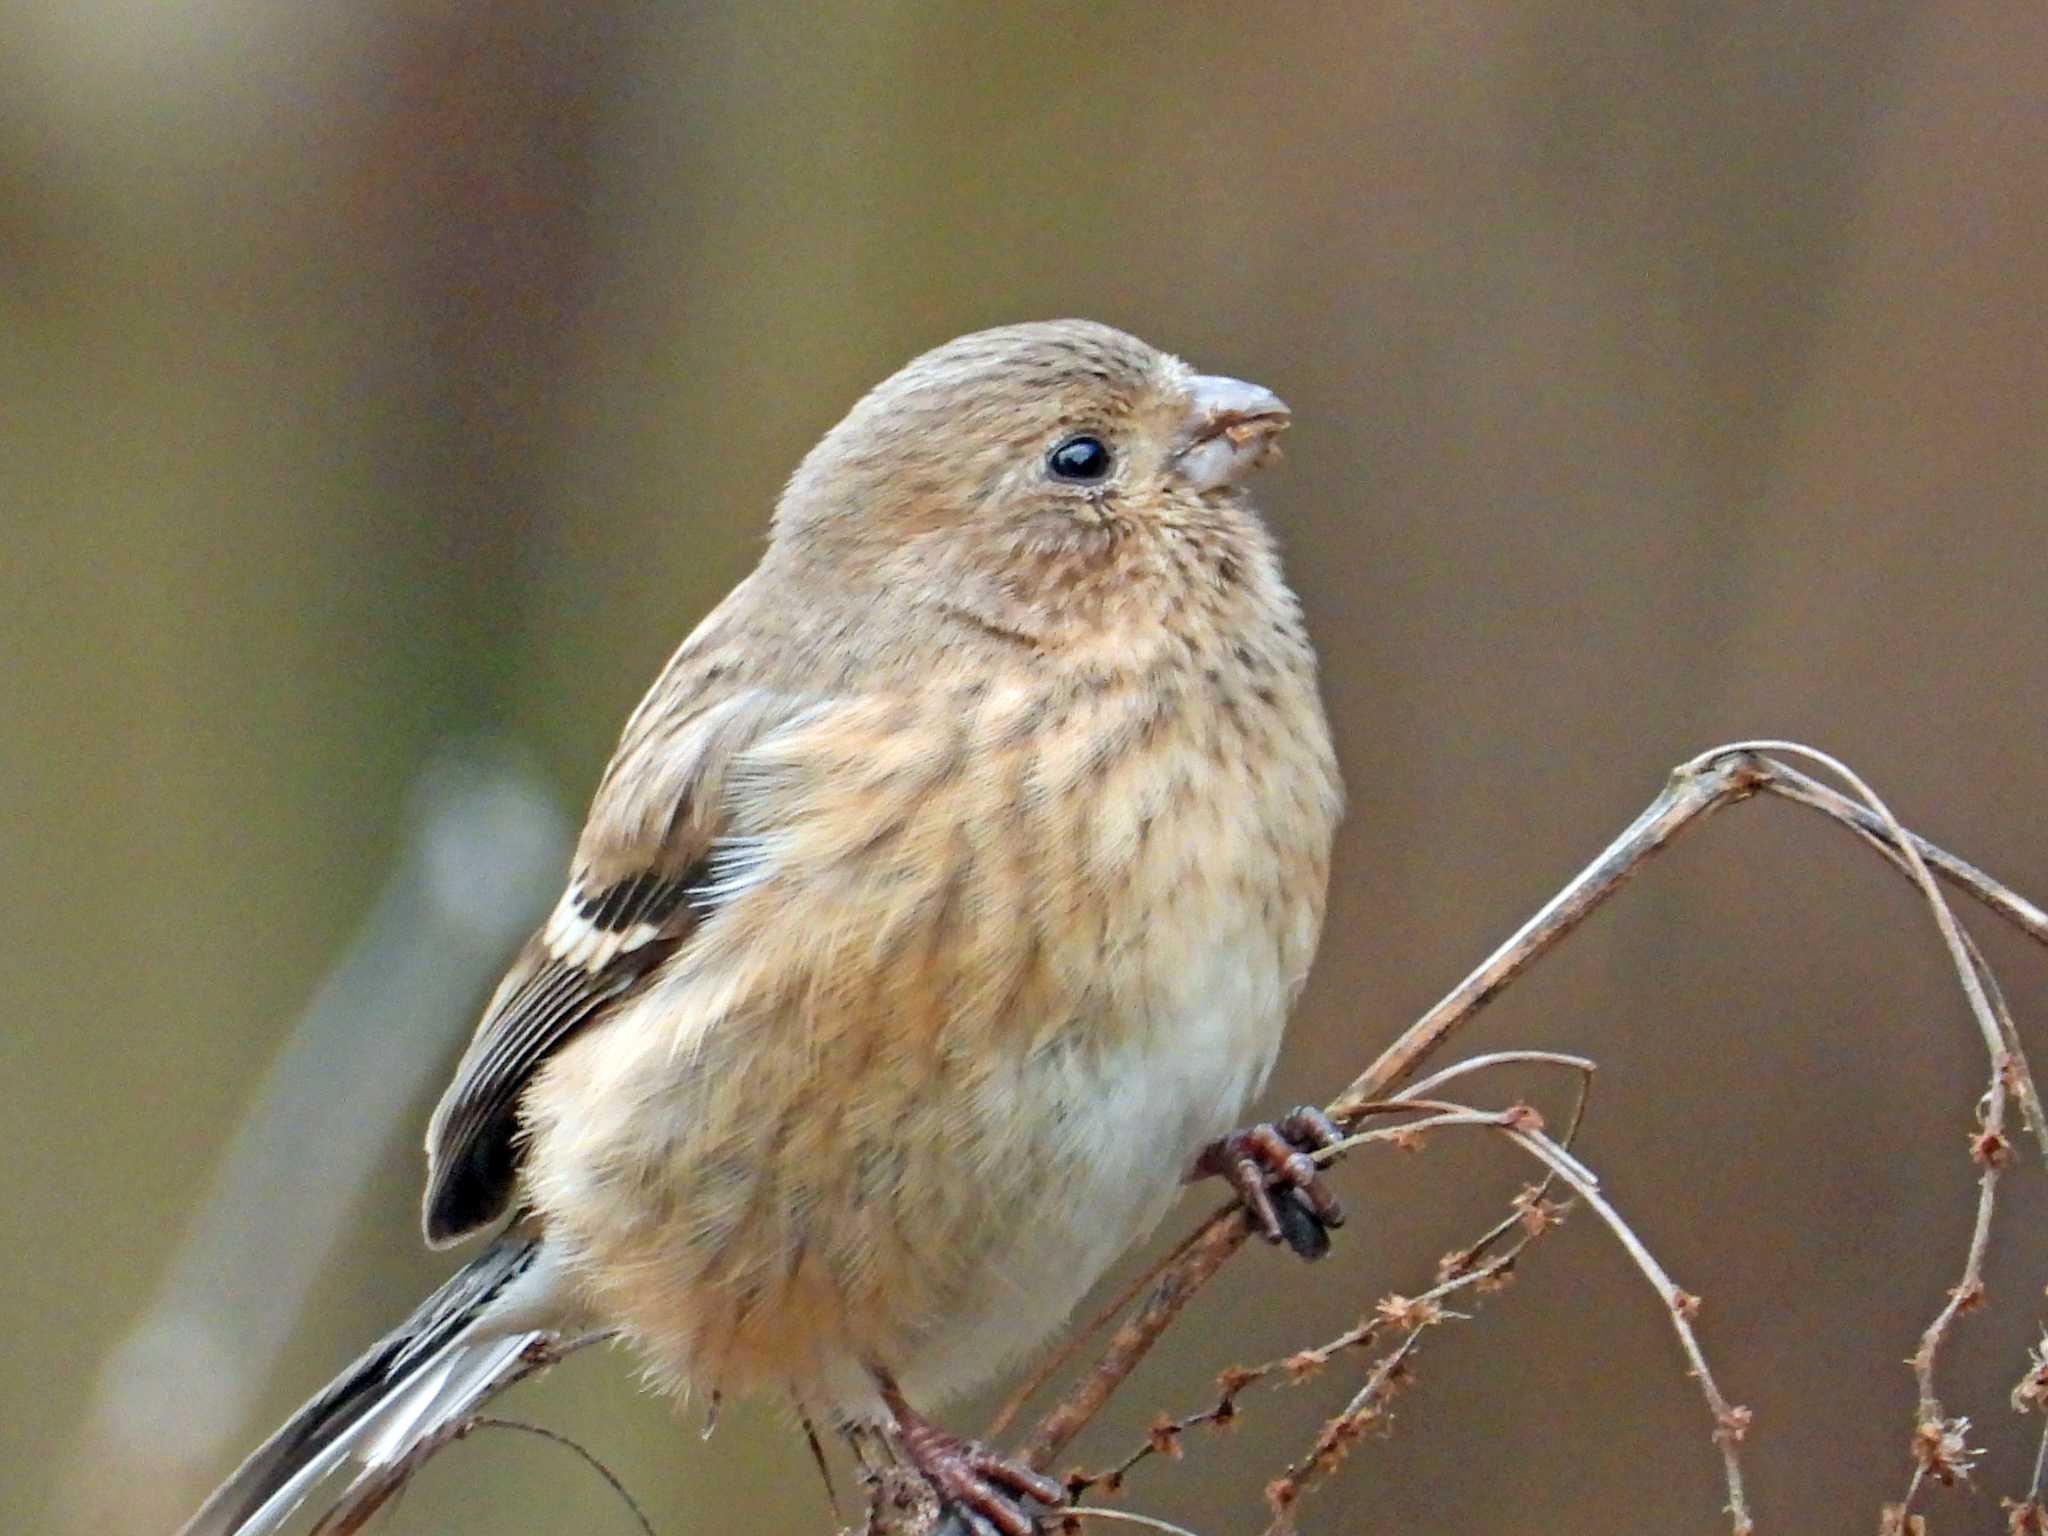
[1194,1105,1346,1260]
[883,1383,1066,1535]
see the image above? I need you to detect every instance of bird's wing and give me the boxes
[421,680,825,1245]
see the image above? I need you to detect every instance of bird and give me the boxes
[179,319,1345,1536]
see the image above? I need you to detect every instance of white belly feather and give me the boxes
[892,906,1295,1408]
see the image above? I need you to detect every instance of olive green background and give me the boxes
[7,4,2046,1533]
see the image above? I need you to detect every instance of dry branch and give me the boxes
[994,745,2048,1536]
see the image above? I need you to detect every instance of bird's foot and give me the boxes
[1192,1105,1347,1260]
[876,1376,1065,1536]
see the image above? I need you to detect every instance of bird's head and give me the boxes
[769,321,1291,637]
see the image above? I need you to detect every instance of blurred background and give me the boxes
[6,2,2045,1532]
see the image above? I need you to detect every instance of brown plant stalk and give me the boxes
[1061,1083,1585,1513]
[1007,744,2048,1533]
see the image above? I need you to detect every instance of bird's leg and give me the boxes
[872,1368,1066,1536]
[1190,1104,1346,1260]
[792,1397,841,1521]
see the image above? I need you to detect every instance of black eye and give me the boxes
[1047,435,1112,484]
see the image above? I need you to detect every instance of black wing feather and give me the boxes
[422,862,710,1245]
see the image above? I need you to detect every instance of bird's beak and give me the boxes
[1173,374,1291,492]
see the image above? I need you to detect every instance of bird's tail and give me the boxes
[179,1234,579,1536]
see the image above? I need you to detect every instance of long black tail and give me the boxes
[179,1236,562,1536]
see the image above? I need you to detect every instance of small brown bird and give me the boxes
[181,320,1344,1536]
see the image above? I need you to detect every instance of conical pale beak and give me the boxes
[1174,374,1291,492]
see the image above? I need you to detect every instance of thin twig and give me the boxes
[987,1222,1219,1442]
[1753,758,2048,946]
[1403,1049,1598,1107]
[1255,1148,1572,1532]
[1259,1324,1430,1534]
[1257,1098,1746,1531]
[1705,742,2046,1526]
[1331,752,1770,1122]
[1066,1087,1594,1536]
[1065,1127,1556,1507]
[1397,1051,1595,1275]
[1998,1337,2048,1532]
[1500,1122,1752,1533]
[1756,756,2048,1158]
[465,1417,658,1536]
[1064,1510,1208,1536]
[1716,741,2039,1151]
[1239,1103,1754,1533]
[995,1055,1593,1450]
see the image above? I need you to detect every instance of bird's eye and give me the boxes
[1047,435,1113,484]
